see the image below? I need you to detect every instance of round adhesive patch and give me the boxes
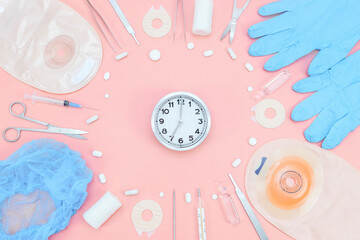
[254,99,286,129]
[143,6,172,38]
[131,200,163,236]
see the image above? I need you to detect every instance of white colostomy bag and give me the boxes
[0,0,103,94]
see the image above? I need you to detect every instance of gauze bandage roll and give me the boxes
[192,0,214,36]
[83,192,122,229]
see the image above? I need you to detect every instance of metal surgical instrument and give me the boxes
[173,0,187,42]
[221,0,250,44]
[3,102,87,142]
[108,0,140,46]
[228,173,269,240]
[197,189,207,240]
[173,190,176,240]
[85,0,121,52]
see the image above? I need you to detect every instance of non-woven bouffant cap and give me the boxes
[0,139,92,239]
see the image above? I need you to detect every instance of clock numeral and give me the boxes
[170,136,174,141]
[177,99,184,105]
[189,135,194,141]
[178,138,184,144]
[195,129,200,134]
[198,119,203,124]
[162,128,167,134]
[168,102,174,108]
[162,109,169,114]
[189,101,192,107]
[159,118,164,124]
[195,109,200,115]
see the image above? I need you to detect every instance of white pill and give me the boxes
[203,50,214,57]
[124,189,139,196]
[115,52,128,61]
[98,173,106,184]
[247,86,254,93]
[92,150,103,158]
[149,49,161,61]
[227,47,237,60]
[86,115,99,124]
[187,42,195,50]
[104,94,109,99]
[185,193,192,203]
[159,192,165,198]
[249,137,257,146]
[212,194,218,200]
[232,158,242,168]
[245,62,254,72]
[104,72,110,80]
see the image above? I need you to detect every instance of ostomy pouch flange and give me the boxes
[245,139,360,240]
[0,0,103,94]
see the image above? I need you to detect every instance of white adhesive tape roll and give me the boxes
[143,6,172,38]
[253,99,286,129]
[192,0,214,36]
[83,192,122,229]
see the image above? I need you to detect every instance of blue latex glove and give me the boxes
[291,50,360,149]
[248,0,360,74]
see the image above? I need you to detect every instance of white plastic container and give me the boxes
[192,0,214,36]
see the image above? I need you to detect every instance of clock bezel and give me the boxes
[151,92,211,151]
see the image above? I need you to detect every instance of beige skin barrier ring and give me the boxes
[143,6,172,38]
[131,200,163,237]
[252,99,286,129]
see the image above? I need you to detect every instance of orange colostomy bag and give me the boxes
[245,139,360,240]
[0,0,102,94]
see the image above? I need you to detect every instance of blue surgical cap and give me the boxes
[0,139,93,239]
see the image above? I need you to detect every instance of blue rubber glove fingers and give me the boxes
[264,42,314,72]
[291,88,334,121]
[249,30,294,56]
[304,99,348,143]
[248,13,293,39]
[293,74,328,93]
[322,114,360,149]
[258,0,297,16]
[308,35,360,75]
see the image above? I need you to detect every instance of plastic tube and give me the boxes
[253,71,291,100]
[217,182,240,224]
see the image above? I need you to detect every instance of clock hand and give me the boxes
[171,122,181,139]
[179,99,184,122]
[171,100,184,139]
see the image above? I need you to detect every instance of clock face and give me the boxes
[151,92,211,151]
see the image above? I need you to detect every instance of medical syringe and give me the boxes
[254,70,291,100]
[24,93,96,110]
[197,189,207,240]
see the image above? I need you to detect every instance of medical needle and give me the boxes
[173,190,176,240]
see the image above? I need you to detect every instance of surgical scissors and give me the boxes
[3,102,88,142]
[221,0,250,44]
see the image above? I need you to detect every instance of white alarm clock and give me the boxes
[151,92,211,151]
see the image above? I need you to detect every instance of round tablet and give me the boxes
[159,192,165,198]
[212,194,218,200]
[104,94,109,99]
[104,72,110,80]
[247,86,254,92]
[187,42,194,50]
[149,49,161,61]
[249,137,257,146]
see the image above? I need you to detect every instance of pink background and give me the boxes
[1,0,360,239]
